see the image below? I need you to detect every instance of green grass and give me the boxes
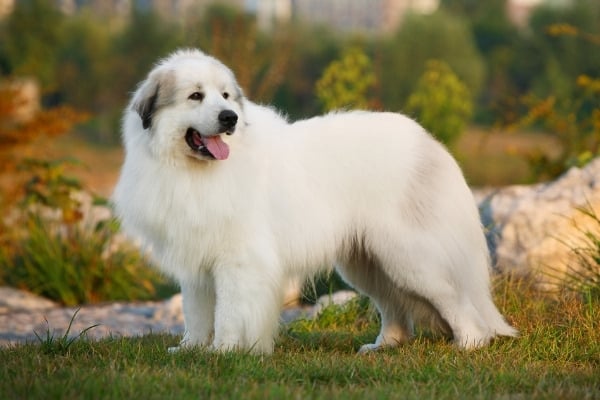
[1,277,598,399]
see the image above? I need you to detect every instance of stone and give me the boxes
[0,287,58,314]
[153,293,184,324]
[477,158,600,286]
[311,290,358,317]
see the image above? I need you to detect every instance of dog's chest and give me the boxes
[141,168,254,239]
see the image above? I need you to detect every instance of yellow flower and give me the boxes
[546,23,578,37]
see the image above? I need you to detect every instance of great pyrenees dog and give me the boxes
[113,49,516,354]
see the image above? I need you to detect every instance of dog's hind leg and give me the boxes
[336,256,415,352]
[357,299,415,353]
[372,236,514,349]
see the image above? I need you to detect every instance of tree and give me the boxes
[270,24,342,119]
[380,10,484,112]
[511,17,600,181]
[182,4,294,103]
[56,13,114,113]
[0,0,66,93]
[315,47,376,112]
[406,60,473,146]
[527,1,600,100]
[110,7,181,100]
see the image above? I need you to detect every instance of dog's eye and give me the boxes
[222,92,229,100]
[188,92,204,101]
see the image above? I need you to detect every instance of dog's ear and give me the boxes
[131,69,175,130]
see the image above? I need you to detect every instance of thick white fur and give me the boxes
[113,49,517,354]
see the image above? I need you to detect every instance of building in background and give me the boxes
[251,0,439,33]
[289,0,438,34]
[53,0,244,17]
[3,0,575,34]
[506,0,573,28]
[49,0,438,34]
[0,0,14,19]
[251,0,291,31]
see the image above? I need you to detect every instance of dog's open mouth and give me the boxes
[185,128,230,160]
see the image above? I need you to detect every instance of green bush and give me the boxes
[380,10,485,112]
[514,25,600,181]
[315,46,376,112]
[0,214,168,306]
[0,159,174,305]
[406,59,473,146]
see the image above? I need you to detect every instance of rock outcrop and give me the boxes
[477,158,600,285]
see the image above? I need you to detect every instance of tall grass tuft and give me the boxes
[561,203,600,300]
[34,309,99,356]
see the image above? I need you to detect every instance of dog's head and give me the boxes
[128,49,245,162]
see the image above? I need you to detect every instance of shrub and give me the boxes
[0,159,174,305]
[315,46,376,112]
[0,214,167,306]
[513,24,599,181]
[515,73,600,180]
[406,60,473,146]
[380,10,485,112]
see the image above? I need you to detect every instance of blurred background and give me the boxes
[1,0,599,190]
[0,0,598,305]
[0,0,600,189]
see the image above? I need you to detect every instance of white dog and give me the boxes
[113,49,517,354]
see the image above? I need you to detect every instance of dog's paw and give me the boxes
[168,340,202,354]
[357,343,382,354]
[168,345,183,354]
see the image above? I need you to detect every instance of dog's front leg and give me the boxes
[170,274,216,352]
[211,261,283,354]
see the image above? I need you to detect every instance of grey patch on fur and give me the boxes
[132,69,176,130]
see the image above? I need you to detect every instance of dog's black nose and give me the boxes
[218,110,238,131]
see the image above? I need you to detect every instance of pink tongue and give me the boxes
[203,135,229,160]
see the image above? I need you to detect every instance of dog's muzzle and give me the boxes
[185,109,237,161]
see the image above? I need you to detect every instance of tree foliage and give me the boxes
[515,72,600,180]
[406,60,473,146]
[315,47,376,112]
[0,0,599,179]
[183,4,294,103]
[527,1,600,99]
[380,10,484,113]
[0,0,65,92]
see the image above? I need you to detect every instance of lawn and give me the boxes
[1,277,598,400]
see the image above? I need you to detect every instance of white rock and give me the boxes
[477,158,600,285]
[0,287,58,314]
[311,290,358,316]
[153,294,183,323]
